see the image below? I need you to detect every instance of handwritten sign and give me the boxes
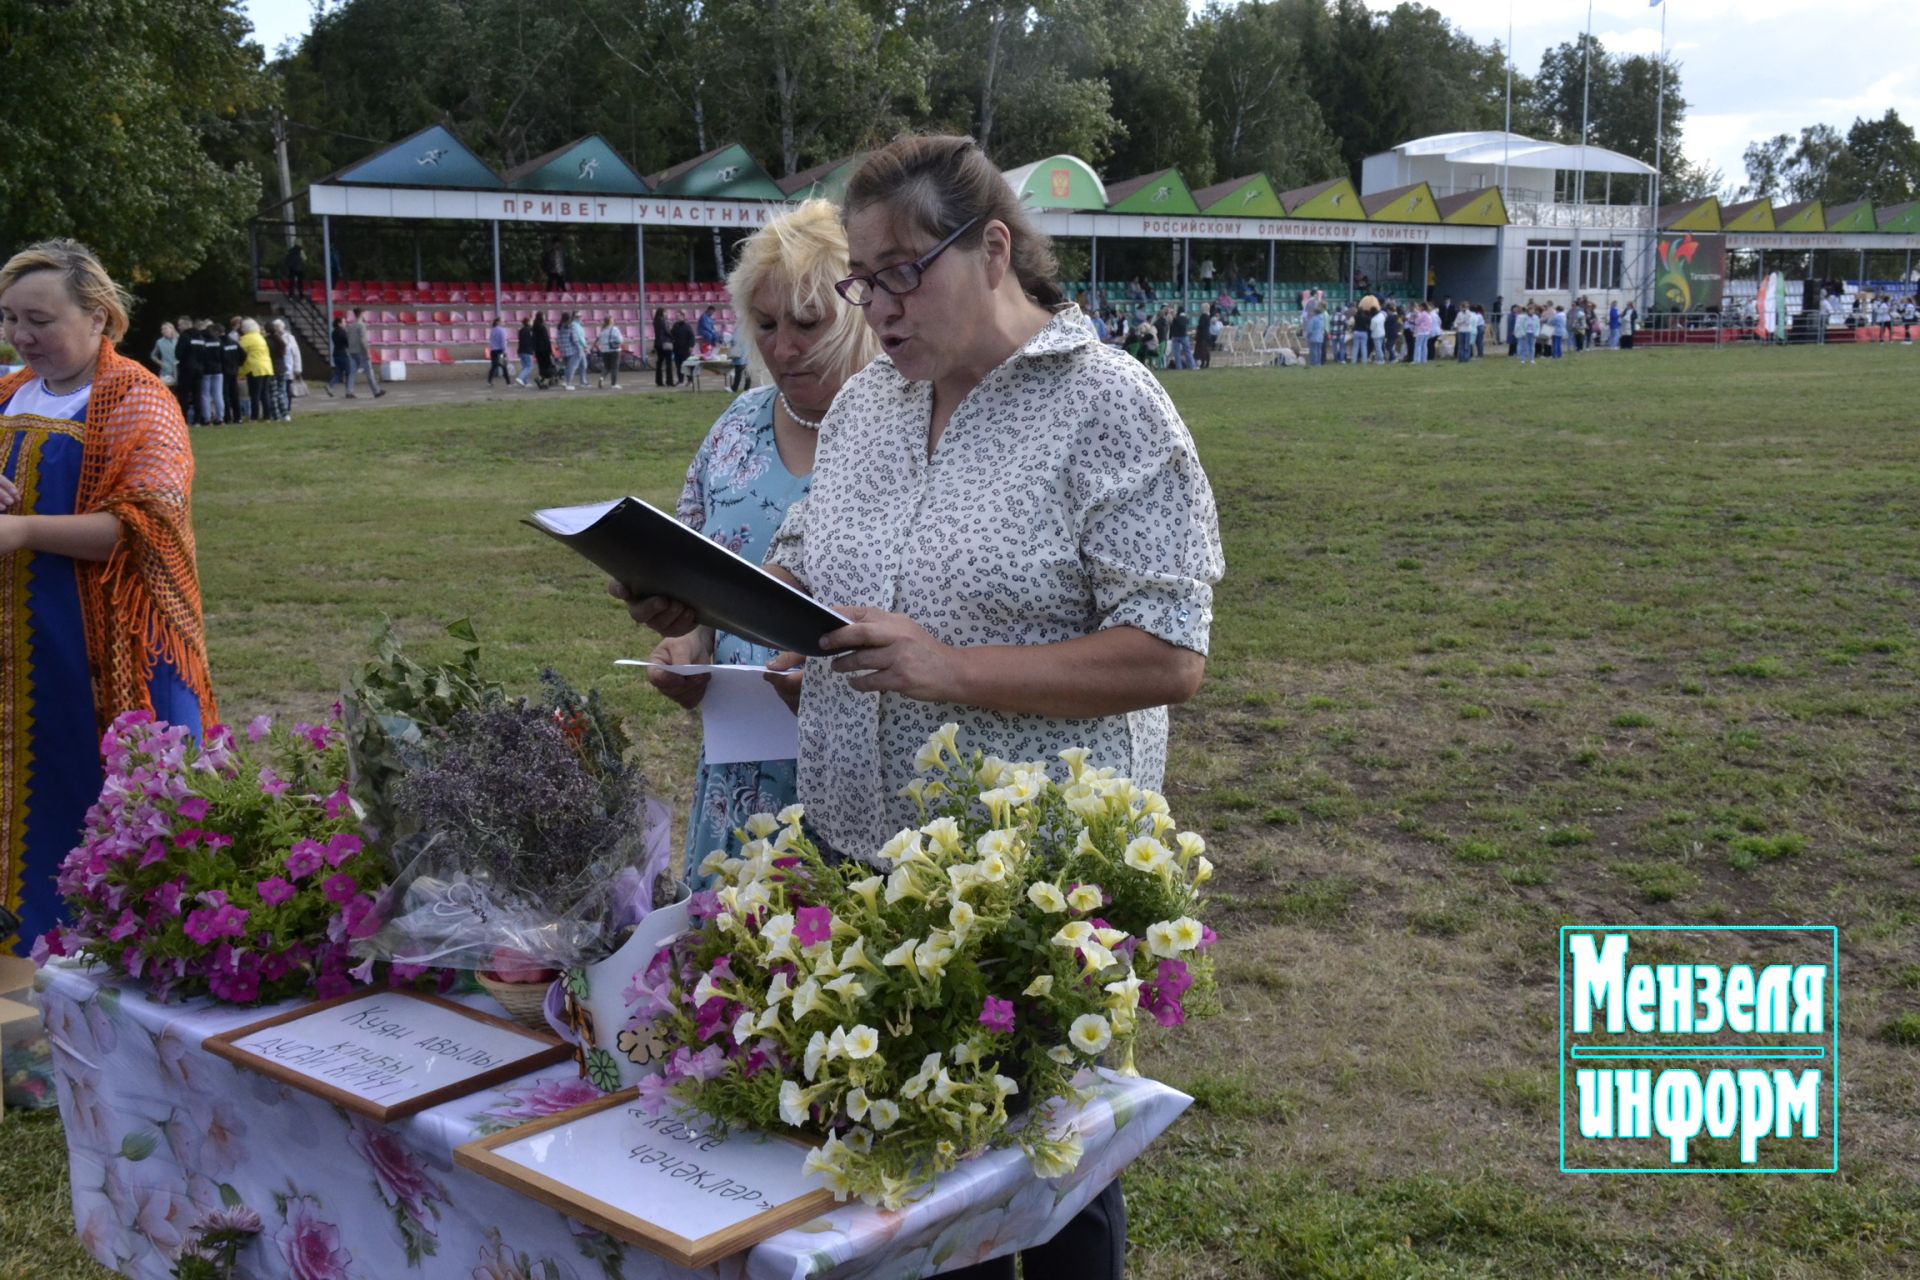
[204,990,570,1121]
[455,1089,833,1268]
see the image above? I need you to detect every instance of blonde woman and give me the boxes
[238,317,274,420]
[0,239,216,954]
[611,199,879,883]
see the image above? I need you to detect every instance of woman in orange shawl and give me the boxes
[0,239,217,955]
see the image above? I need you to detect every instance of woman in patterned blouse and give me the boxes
[633,135,1224,1280]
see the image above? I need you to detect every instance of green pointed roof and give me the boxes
[1278,178,1363,220]
[1721,198,1776,233]
[1435,187,1508,226]
[1105,168,1200,215]
[1003,156,1109,211]
[1660,197,1721,232]
[1191,173,1283,217]
[1827,201,1876,233]
[1876,201,1920,233]
[777,155,860,202]
[330,124,501,189]
[1775,200,1824,232]
[1361,182,1440,223]
[646,144,783,200]
[504,134,648,194]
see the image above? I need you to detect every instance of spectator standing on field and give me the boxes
[653,308,674,387]
[597,316,624,388]
[670,310,695,383]
[326,315,351,396]
[516,315,536,386]
[1167,308,1195,369]
[487,316,511,387]
[346,308,384,397]
[220,318,244,421]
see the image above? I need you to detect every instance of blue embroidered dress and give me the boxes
[674,386,808,885]
[2,379,201,954]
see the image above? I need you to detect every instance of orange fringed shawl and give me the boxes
[0,338,218,731]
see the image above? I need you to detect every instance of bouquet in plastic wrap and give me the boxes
[628,725,1217,1208]
[355,671,669,1021]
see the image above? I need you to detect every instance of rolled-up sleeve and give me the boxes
[764,494,812,590]
[1073,378,1224,654]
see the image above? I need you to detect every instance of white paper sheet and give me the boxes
[527,498,622,536]
[617,661,799,764]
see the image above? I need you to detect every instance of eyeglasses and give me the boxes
[835,217,981,306]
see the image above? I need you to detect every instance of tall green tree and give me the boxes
[1192,1,1340,190]
[0,0,273,283]
[1828,110,1920,204]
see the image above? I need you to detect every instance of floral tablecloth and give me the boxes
[33,961,1190,1279]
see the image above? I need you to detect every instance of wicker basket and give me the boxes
[476,973,554,1032]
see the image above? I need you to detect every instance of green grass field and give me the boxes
[8,345,1920,1277]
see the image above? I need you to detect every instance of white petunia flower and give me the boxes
[885,866,922,904]
[1052,921,1094,948]
[877,828,925,866]
[844,1025,880,1059]
[1024,974,1054,998]
[1047,1045,1076,1065]
[901,1053,941,1099]
[1069,1013,1113,1055]
[1125,836,1173,875]
[804,1031,830,1081]
[841,1127,874,1156]
[881,937,919,968]
[948,901,977,936]
[779,1080,810,1126]
[1170,917,1206,951]
[993,1074,1020,1102]
[930,1067,961,1105]
[1027,882,1068,913]
[1194,856,1214,886]
[733,1011,757,1045]
[977,852,1011,883]
[1093,926,1127,949]
[1058,746,1091,779]
[921,816,963,855]
[778,803,805,826]
[790,978,823,1019]
[745,813,779,839]
[766,971,793,1004]
[1067,884,1104,913]
[1104,974,1144,1008]
[1030,1131,1084,1179]
[1176,831,1207,863]
[1145,921,1180,960]
[699,848,731,877]
[869,1099,901,1130]
[844,1086,870,1121]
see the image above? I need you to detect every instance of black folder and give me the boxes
[528,497,849,656]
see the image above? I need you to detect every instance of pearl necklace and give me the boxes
[778,391,824,431]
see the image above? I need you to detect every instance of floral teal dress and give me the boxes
[674,386,809,885]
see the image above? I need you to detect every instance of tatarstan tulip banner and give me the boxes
[1655,232,1725,313]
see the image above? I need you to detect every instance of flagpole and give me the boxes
[1574,0,1595,300]
[1502,0,1513,197]
[1647,0,1668,316]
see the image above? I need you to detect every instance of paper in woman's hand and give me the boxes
[616,661,798,765]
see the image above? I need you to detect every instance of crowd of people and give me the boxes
[1288,290,1640,366]
[147,314,304,424]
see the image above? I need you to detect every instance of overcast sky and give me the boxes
[243,0,1907,193]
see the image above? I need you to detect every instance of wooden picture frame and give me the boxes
[204,988,571,1122]
[455,1087,836,1269]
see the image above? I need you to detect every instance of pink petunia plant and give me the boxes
[44,708,401,1005]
